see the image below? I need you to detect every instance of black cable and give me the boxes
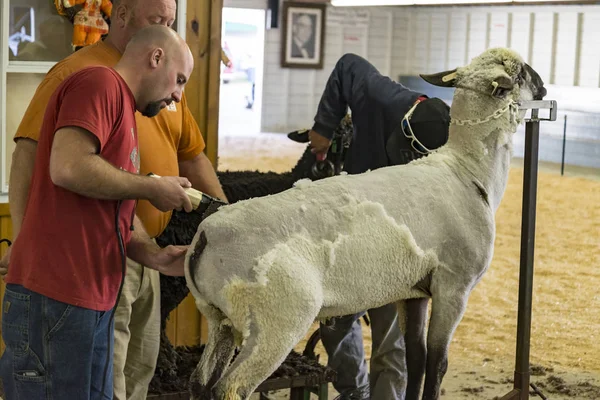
[100,200,127,399]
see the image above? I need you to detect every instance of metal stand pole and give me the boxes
[498,100,557,400]
[561,114,567,176]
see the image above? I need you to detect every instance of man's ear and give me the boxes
[490,74,513,98]
[420,68,457,88]
[113,4,129,29]
[150,48,165,68]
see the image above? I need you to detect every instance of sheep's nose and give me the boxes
[535,86,547,100]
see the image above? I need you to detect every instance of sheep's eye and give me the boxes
[515,72,525,85]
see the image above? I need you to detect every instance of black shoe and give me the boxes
[334,387,370,400]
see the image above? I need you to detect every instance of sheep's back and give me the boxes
[190,158,495,312]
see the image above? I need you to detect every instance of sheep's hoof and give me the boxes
[189,380,214,400]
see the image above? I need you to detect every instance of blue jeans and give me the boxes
[0,284,115,400]
[320,303,407,400]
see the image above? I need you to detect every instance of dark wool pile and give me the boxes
[148,343,336,395]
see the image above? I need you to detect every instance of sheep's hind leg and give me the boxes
[421,290,469,400]
[189,307,236,400]
[404,297,429,400]
[213,300,320,399]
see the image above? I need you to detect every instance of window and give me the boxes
[8,0,73,62]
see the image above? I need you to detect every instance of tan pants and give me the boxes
[112,259,161,400]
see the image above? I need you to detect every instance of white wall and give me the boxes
[254,3,600,135]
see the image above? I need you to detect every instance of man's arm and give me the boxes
[50,126,193,212]
[312,53,422,140]
[126,215,161,265]
[126,215,187,276]
[1,138,37,274]
[9,74,67,237]
[178,152,228,203]
[176,94,228,203]
[8,138,37,238]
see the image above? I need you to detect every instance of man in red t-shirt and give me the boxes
[0,25,196,400]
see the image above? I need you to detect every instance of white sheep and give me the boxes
[183,47,547,400]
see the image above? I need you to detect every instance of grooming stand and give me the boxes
[499,99,558,400]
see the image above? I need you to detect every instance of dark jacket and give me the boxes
[311,53,425,175]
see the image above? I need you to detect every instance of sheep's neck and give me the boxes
[443,94,518,212]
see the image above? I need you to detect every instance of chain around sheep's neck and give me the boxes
[450,99,520,127]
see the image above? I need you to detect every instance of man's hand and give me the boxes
[147,245,189,276]
[308,129,332,161]
[148,176,194,212]
[0,246,11,278]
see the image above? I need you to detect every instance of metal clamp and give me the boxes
[518,100,558,122]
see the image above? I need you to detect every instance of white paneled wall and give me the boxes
[554,12,578,86]
[530,11,554,84]
[255,3,600,135]
[509,12,531,62]
[579,12,600,88]
[488,12,508,48]
[467,12,488,61]
[428,14,448,73]
[447,12,468,69]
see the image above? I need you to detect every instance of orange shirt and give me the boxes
[14,40,206,238]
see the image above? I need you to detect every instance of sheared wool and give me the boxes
[184,47,547,400]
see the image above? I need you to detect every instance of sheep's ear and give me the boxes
[490,75,513,98]
[288,128,310,143]
[419,69,457,87]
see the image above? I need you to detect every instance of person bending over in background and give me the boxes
[0,25,196,400]
[307,53,451,400]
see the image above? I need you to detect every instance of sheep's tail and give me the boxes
[187,230,208,296]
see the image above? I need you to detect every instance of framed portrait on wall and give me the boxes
[281,1,326,69]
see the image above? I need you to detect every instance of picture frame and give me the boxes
[280,1,326,69]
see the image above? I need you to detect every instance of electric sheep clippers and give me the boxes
[147,173,227,211]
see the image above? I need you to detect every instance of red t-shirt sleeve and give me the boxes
[54,67,123,151]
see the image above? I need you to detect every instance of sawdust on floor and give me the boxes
[218,133,600,399]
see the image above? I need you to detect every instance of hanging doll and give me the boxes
[54,0,112,49]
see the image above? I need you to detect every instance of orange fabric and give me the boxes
[14,40,206,238]
[55,0,112,47]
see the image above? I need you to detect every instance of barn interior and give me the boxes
[0,0,598,399]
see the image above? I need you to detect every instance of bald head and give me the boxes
[124,24,182,54]
[106,0,177,53]
[115,24,194,118]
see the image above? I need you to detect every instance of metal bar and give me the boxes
[515,111,540,400]
[289,387,305,400]
[497,99,555,400]
[518,100,558,121]
[518,100,555,111]
[498,389,521,400]
[561,114,567,176]
[318,383,330,400]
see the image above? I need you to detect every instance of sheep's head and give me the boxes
[418,48,547,156]
[420,47,546,105]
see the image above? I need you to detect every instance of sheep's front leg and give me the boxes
[189,308,236,400]
[421,291,469,400]
[405,297,429,400]
[213,293,321,399]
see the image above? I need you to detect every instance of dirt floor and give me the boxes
[216,133,600,399]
